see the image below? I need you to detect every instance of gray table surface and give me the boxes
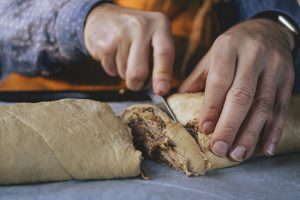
[0,101,299,200]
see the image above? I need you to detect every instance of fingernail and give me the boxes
[230,146,246,161]
[108,68,118,77]
[201,121,215,134]
[212,141,228,157]
[155,81,170,95]
[111,70,118,77]
[131,81,144,91]
[266,143,276,156]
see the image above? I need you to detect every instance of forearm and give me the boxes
[0,0,110,78]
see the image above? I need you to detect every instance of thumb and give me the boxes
[178,51,210,93]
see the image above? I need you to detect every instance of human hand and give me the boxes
[179,18,295,161]
[84,3,175,95]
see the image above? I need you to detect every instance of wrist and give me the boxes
[55,0,112,60]
[255,18,295,51]
[275,19,295,50]
[252,12,298,51]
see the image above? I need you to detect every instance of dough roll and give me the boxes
[122,93,300,176]
[0,99,142,185]
[167,93,300,172]
[122,105,207,176]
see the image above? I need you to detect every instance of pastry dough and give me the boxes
[122,105,207,176]
[0,99,142,185]
[121,93,300,176]
[167,93,300,172]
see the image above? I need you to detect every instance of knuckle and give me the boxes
[215,34,236,47]
[269,49,283,66]
[156,46,175,58]
[127,16,148,31]
[96,30,120,46]
[223,123,238,136]
[229,87,254,106]
[274,102,289,115]
[206,105,221,116]
[254,96,274,114]
[240,73,256,84]
[246,130,259,141]
[247,40,266,58]
[270,49,281,59]
[98,43,115,58]
[247,39,265,50]
[113,32,124,43]
[136,18,148,31]
[152,12,169,23]
[209,68,233,86]
[209,76,230,91]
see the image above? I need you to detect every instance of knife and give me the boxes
[147,86,178,122]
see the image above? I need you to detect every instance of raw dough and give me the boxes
[167,93,300,172]
[122,105,207,176]
[121,93,300,176]
[0,99,142,185]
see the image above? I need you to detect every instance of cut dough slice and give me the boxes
[122,93,300,176]
[122,105,207,176]
[167,93,300,172]
[0,99,142,185]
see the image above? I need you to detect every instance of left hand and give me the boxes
[179,18,295,161]
[84,4,175,95]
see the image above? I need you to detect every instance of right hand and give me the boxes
[179,19,295,160]
[84,3,175,95]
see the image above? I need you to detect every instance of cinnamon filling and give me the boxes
[125,107,194,174]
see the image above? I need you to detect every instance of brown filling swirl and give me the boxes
[124,107,194,175]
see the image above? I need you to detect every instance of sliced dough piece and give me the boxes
[0,99,142,185]
[122,105,207,176]
[167,93,300,172]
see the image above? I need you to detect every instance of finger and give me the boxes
[198,37,237,135]
[263,68,294,156]
[210,50,262,157]
[229,71,276,161]
[178,50,210,93]
[116,40,130,79]
[126,34,150,91]
[152,18,175,96]
[100,48,118,76]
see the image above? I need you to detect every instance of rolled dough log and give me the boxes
[121,93,300,176]
[0,99,142,185]
[122,105,207,176]
[167,93,300,172]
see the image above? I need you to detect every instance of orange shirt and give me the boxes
[0,0,220,91]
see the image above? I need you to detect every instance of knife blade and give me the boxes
[147,87,178,122]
